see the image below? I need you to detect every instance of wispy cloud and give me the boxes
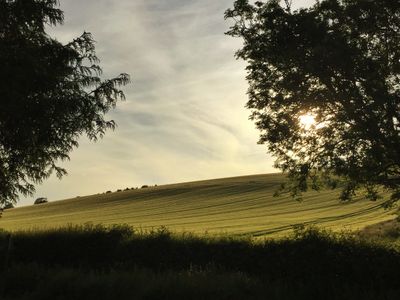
[21,0,315,205]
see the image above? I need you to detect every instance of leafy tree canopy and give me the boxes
[0,0,130,204]
[225,0,400,203]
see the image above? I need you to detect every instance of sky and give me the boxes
[21,0,314,206]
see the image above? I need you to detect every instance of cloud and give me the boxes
[20,0,315,205]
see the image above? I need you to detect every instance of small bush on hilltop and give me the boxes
[3,203,14,210]
[34,198,48,205]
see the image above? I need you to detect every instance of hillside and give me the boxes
[0,174,395,237]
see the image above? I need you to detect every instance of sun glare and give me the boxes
[299,113,316,129]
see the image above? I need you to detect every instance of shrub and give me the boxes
[3,203,14,209]
[34,197,48,205]
[1,226,400,299]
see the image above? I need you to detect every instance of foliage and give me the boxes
[0,0,130,205]
[2,203,14,210]
[1,225,400,299]
[34,197,48,205]
[225,0,400,201]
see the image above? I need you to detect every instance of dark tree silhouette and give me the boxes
[0,0,130,204]
[225,0,400,202]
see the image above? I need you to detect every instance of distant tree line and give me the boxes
[105,184,158,194]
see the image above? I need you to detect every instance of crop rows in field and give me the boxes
[0,174,395,237]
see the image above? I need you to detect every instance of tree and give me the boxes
[225,0,400,202]
[0,0,130,205]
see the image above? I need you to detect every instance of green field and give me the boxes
[0,174,395,237]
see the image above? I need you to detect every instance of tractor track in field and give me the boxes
[0,174,395,236]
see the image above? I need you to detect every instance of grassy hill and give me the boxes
[0,173,395,237]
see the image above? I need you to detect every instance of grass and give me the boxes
[0,173,396,237]
[2,264,397,300]
[1,265,264,300]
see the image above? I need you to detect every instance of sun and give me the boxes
[298,113,316,129]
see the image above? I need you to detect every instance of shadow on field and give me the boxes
[1,224,399,299]
[250,202,388,236]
